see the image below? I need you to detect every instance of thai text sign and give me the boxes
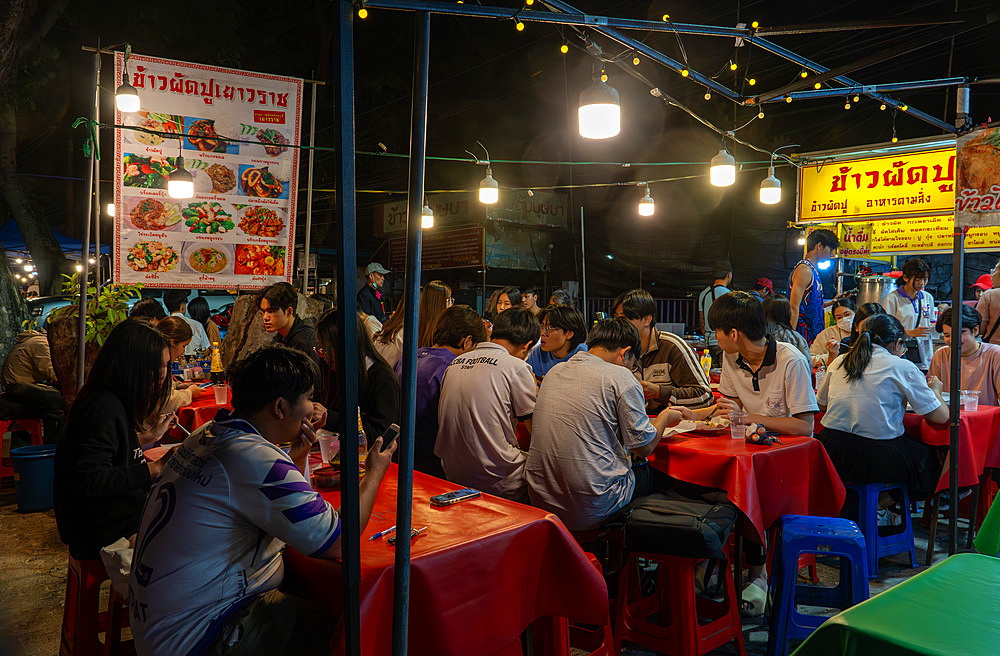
[955,127,1000,228]
[113,52,303,290]
[388,227,484,271]
[831,215,1000,253]
[838,223,872,258]
[798,148,955,222]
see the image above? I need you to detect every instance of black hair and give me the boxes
[840,314,906,382]
[936,304,982,334]
[612,288,656,322]
[227,345,318,415]
[162,290,190,313]
[432,305,488,348]
[899,258,931,285]
[495,286,522,313]
[761,294,793,327]
[706,291,767,341]
[315,308,398,409]
[186,296,212,332]
[538,305,588,349]
[712,260,732,281]
[832,298,857,313]
[258,282,298,314]
[806,228,839,251]
[586,317,641,357]
[521,285,539,296]
[129,298,167,322]
[549,289,573,306]
[491,306,540,346]
[851,302,886,340]
[75,319,172,431]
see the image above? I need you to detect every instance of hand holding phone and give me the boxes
[430,488,481,506]
[379,423,400,453]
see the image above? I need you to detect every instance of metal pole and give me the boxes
[392,12,430,655]
[77,53,98,390]
[93,48,101,287]
[948,227,964,556]
[481,226,487,314]
[303,80,318,294]
[580,207,587,319]
[333,2,361,653]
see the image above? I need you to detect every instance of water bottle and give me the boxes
[357,409,368,470]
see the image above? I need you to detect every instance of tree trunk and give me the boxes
[46,308,99,409]
[0,240,28,363]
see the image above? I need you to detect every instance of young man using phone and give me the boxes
[129,346,396,655]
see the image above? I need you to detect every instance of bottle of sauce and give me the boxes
[209,342,225,385]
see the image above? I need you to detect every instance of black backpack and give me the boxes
[624,488,738,559]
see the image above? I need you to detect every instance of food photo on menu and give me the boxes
[182,243,232,276]
[181,201,235,234]
[127,197,182,232]
[234,244,285,276]
[125,239,179,273]
[238,165,286,199]
[237,205,286,238]
[123,154,177,189]
[183,116,235,154]
[123,110,181,146]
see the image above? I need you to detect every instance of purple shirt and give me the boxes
[394,347,456,473]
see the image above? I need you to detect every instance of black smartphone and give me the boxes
[379,423,400,452]
[430,488,481,506]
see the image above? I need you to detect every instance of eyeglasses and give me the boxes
[540,324,563,334]
[445,297,455,307]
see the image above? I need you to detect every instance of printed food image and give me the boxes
[238,206,285,237]
[187,119,226,152]
[235,244,285,275]
[255,128,289,156]
[127,241,178,272]
[958,130,1000,195]
[128,198,182,230]
[132,112,181,146]
[182,201,234,234]
[205,163,236,193]
[188,247,228,274]
[240,166,283,198]
[123,155,175,189]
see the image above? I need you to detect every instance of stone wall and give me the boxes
[220,292,330,367]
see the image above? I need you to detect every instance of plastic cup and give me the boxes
[728,410,748,440]
[213,383,228,405]
[317,430,340,465]
[961,390,980,412]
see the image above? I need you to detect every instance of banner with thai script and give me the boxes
[798,148,955,222]
[838,222,872,257]
[956,127,1000,228]
[828,215,1000,254]
[113,52,302,290]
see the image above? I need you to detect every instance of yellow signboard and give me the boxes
[798,148,956,222]
[833,215,1000,254]
[838,223,871,257]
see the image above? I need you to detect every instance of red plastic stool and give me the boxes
[798,553,819,584]
[0,417,44,479]
[60,555,111,656]
[614,551,746,656]
[104,585,134,656]
[538,553,616,656]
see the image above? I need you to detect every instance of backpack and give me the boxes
[624,488,738,559]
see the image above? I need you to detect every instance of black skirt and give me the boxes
[816,427,944,500]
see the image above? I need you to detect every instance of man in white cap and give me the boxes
[358,262,390,323]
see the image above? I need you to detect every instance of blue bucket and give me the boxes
[11,444,56,513]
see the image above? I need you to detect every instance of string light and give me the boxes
[358,7,368,18]
[479,166,499,204]
[751,20,759,28]
[421,201,434,229]
[900,104,908,111]
[638,184,654,216]
[681,69,690,77]
[844,99,851,110]
[880,103,887,111]
[800,70,809,78]
[729,61,737,71]
[853,95,860,103]
[710,147,736,187]
[633,56,640,65]
[797,234,806,246]
[760,167,780,204]
[748,78,756,86]
[560,43,568,54]
[168,157,194,199]
[88,258,96,264]
[75,264,83,272]
[813,82,821,90]
[23,264,33,272]
[515,21,524,31]
[704,92,712,100]
[578,71,620,139]
[757,110,764,119]
[15,258,22,264]
[662,14,670,21]
[785,96,793,103]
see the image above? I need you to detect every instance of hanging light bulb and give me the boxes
[23,264,33,272]
[759,167,781,204]
[15,258,22,264]
[106,203,115,217]
[757,110,765,119]
[729,61,737,71]
[704,91,711,101]
[560,43,568,54]
[88,257,96,264]
[681,69,690,77]
[880,103,887,111]
[578,74,620,139]
[358,6,368,18]
[479,166,499,204]
[800,70,809,78]
[421,202,434,229]
[115,72,140,113]
[638,185,654,216]
[853,95,860,103]
[168,156,195,199]
[813,82,821,90]
[797,234,806,246]
[75,264,83,272]
[515,21,524,31]
[709,148,736,187]
[785,96,793,103]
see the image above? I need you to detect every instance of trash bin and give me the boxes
[11,444,56,513]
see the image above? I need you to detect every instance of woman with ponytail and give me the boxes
[816,313,949,501]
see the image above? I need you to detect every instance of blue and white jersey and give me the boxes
[129,411,340,656]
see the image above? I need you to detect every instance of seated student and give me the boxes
[156,316,205,415]
[928,305,1000,406]
[830,301,886,362]
[435,307,540,501]
[526,304,588,382]
[763,294,811,359]
[613,288,712,413]
[394,305,487,477]
[259,282,317,362]
[817,314,947,504]
[526,318,682,530]
[129,345,396,655]
[810,298,856,365]
[128,298,167,325]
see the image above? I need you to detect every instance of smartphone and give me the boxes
[379,423,400,453]
[430,488,481,506]
[197,381,213,389]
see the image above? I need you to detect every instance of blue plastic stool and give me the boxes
[766,515,870,656]
[847,483,918,577]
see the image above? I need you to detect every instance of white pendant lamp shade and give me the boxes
[167,157,195,199]
[421,203,434,229]
[479,166,499,204]
[710,148,736,187]
[759,167,781,204]
[638,186,654,216]
[115,74,141,113]
[578,78,621,139]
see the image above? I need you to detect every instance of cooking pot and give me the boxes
[856,275,898,307]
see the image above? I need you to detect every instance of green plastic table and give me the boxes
[791,553,1000,656]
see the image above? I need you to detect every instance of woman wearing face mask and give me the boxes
[816,313,948,505]
[976,260,1000,345]
[810,298,856,366]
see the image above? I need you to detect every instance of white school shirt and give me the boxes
[883,288,936,369]
[718,339,819,427]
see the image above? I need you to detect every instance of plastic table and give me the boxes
[168,389,231,439]
[791,553,1000,656]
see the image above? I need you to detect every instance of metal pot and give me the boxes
[856,275,897,307]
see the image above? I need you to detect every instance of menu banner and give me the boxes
[826,215,1000,254]
[388,227,484,271]
[956,127,1000,228]
[113,53,303,290]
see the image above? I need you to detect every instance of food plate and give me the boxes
[126,197,183,231]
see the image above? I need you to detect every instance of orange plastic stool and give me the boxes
[0,417,44,479]
[60,556,110,656]
[614,552,746,656]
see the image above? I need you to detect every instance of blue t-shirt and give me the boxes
[394,347,456,473]
[527,342,588,380]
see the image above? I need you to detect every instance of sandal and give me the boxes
[740,577,767,618]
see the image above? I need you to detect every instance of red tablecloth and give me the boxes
[651,434,845,541]
[902,405,1000,492]
[169,389,231,439]
[282,465,608,656]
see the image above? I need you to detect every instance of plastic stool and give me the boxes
[60,555,110,656]
[614,551,746,656]
[797,553,819,584]
[847,483,918,576]
[0,417,44,479]
[104,586,134,656]
[535,553,616,656]
[767,515,870,656]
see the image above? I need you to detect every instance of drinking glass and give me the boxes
[728,410,748,440]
